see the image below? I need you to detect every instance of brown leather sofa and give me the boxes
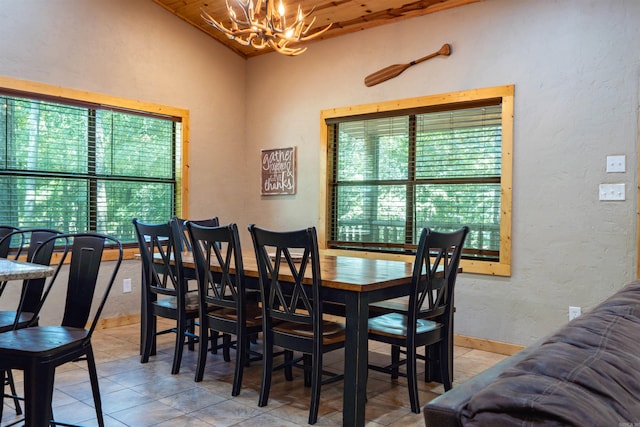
[424,280,640,426]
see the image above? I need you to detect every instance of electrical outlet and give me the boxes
[123,278,132,293]
[569,306,581,321]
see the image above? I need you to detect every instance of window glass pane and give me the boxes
[4,176,89,232]
[329,102,503,259]
[97,111,174,179]
[334,184,406,247]
[97,181,173,243]
[416,183,500,254]
[0,92,180,243]
[415,107,501,179]
[337,117,408,182]
[6,98,88,174]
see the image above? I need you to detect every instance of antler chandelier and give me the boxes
[201,0,331,56]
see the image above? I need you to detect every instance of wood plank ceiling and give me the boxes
[153,0,480,58]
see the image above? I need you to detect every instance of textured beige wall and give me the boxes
[0,0,246,323]
[1,0,639,346]
[242,0,640,346]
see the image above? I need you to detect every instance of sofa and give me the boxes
[423,280,640,426]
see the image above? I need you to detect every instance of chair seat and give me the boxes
[0,326,87,357]
[209,305,263,328]
[370,297,410,313]
[368,312,439,338]
[273,319,346,345]
[370,297,448,318]
[154,291,200,312]
[0,310,35,332]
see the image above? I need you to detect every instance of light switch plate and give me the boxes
[599,183,625,201]
[606,155,625,173]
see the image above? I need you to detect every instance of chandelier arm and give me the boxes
[298,23,332,41]
[234,0,256,28]
[202,0,327,55]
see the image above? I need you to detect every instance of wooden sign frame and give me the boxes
[261,146,297,195]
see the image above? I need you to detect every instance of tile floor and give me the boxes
[1,321,507,426]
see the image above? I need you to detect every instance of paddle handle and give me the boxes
[412,44,451,65]
[364,43,451,87]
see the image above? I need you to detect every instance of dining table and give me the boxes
[0,257,55,282]
[179,252,419,427]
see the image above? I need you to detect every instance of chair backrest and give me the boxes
[0,226,19,258]
[132,218,186,301]
[174,216,219,252]
[248,225,322,330]
[186,222,246,315]
[410,226,469,326]
[23,233,123,336]
[0,229,62,312]
[12,229,63,313]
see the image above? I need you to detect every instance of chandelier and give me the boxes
[201,0,331,56]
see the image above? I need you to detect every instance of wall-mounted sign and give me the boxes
[261,146,296,195]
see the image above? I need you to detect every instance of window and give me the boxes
[320,85,513,276]
[0,78,189,247]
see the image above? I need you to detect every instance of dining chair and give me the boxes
[0,232,123,427]
[174,216,219,253]
[367,226,469,413]
[249,224,345,425]
[0,226,19,258]
[187,221,262,394]
[0,228,62,417]
[133,217,199,374]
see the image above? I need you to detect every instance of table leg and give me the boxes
[343,292,369,427]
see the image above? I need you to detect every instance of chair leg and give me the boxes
[284,350,294,381]
[195,327,210,382]
[140,314,156,363]
[308,352,321,425]
[406,344,420,414]
[211,330,220,354]
[391,345,400,379]
[223,334,232,362]
[232,334,247,397]
[303,354,312,387]
[440,336,453,391]
[172,318,187,375]
[187,319,196,351]
[5,369,22,416]
[258,338,273,407]
[24,362,55,427]
[85,345,105,427]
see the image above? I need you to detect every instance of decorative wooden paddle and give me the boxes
[364,43,452,87]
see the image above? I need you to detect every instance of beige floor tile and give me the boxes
[0,322,505,426]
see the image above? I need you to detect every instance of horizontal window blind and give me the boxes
[328,103,502,259]
[0,94,180,244]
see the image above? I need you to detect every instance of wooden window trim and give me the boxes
[319,85,514,276]
[0,76,190,261]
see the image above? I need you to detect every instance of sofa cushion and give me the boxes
[461,281,640,426]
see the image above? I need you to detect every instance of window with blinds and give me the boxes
[327,99,504,261]
[0,93,181,244]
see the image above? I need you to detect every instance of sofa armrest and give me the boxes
[423,345,536,427]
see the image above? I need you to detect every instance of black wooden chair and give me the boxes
[174,216,219,254]
[249,224,345,425]
[0,228,62,418]
[133,217,199,374]
[187,222,262,395]
[367,226,469,413]
[0,232,123,427]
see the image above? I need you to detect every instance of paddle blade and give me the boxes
[364,63,410,87]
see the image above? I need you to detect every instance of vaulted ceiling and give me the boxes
[153,0,480,58]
